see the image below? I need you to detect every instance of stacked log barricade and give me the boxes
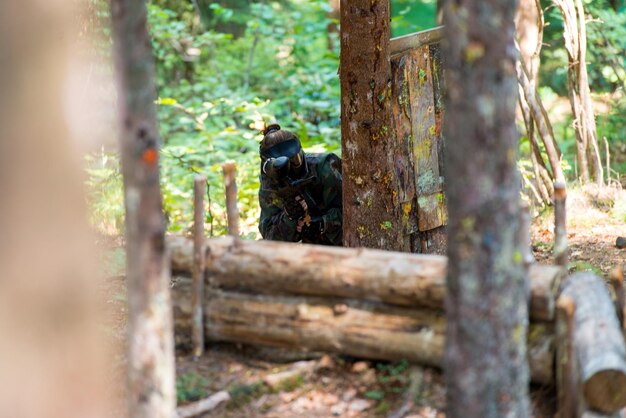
[168,237,626,416]
[168,236,559,387]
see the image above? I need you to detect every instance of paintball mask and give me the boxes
[261,137,306,182]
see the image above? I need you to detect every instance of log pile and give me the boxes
[171,276,554,385]
[168,236,626,413]
[168,236,561,322]
[168,236,561,385]
[557,273,626,416]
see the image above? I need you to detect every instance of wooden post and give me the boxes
[554,181,568,268]
[610,265,625,330]
[192,175,206,357]
[520,203,535,266]
[556,295,580,418]
[222,162,239,236]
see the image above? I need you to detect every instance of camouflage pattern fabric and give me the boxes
[259,153,342,246]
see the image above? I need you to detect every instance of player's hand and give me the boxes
[284,195,307,221]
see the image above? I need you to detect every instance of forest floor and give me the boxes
[102,185,626,418]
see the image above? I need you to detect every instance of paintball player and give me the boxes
[258,123,342,246]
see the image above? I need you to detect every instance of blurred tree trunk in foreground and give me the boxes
[442,0,531,416]
[110,0,176,417]
[0,1,105,418]
[340,0,409,251]
[553,0,604,185]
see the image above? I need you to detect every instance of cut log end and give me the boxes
[222,162,236,174]
[561,273,626,413]
[583,370,626,414]
[556,295,575,318]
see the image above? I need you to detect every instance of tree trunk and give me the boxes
[341,0,406,250]
[574,0,603,185]
[516,0,542,80]
[516,55,566,183]
[168,236,561,322]
[110,1,176,417]
[560,273,626,414]
[170,279,554,385]
[515,1,554,205]
[0,2,105,417]
[554,0,604,185]
[442,0,531,415]
[518,87,553,205]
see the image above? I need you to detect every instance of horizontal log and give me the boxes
[560,273,626,414]
[168,236,561,322]
[390,26,444,57]
[171,277,554,385]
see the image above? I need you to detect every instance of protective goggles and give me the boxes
[262,138,302,159]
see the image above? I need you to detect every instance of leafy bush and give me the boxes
[176,371,211,403]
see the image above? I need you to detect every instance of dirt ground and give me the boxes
[102,186,626,418]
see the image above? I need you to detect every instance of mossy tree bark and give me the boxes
[340,0,407,251]
[442,0,531,416]
[110,1,176,417]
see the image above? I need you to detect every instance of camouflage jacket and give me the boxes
[259,152,342,246]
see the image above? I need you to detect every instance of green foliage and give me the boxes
[227,381,267,408]
[612,193,626,222]
[585,1,626,93]
[391,0,437,37]
[176,371,211,403]
[86,150,124,235]
[88,0,346,237]
[570,262,604,276]
[360,359,412,406]
[365,389,386,400]
[86,0,624,238]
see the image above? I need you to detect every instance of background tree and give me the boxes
[340,0,409,250]
[553,0,604,185]
[442,0,531,417]
[516,0,556,206]
[110,0,176,417]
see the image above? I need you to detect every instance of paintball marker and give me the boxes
[262,156,321,229]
